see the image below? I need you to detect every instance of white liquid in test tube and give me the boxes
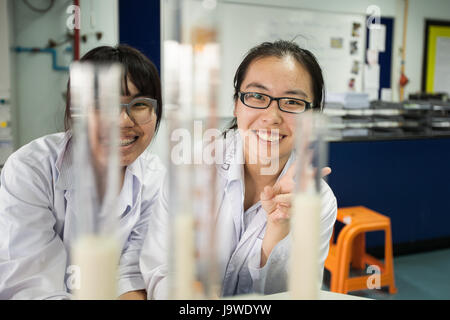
[174,213,196,300]
[289,193,321,300]
[72,235,120,300]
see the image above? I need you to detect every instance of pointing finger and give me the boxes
[321,166,332,177]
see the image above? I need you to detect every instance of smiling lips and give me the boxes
[252,130,287,143]
[120,136,138,147]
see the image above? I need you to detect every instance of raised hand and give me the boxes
[259,162,331,267]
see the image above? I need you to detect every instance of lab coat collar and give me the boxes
[125,152,144,187]
[118,153,144,215]
[217,129,245,186]
[55,131,74,190]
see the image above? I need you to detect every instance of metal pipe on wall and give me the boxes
[74,0,80,60]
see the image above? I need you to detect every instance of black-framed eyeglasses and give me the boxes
[238,91,313,114]
[120,97,157,125]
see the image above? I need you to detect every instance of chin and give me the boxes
[120,156,136,167]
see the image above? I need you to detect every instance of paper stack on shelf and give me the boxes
[324,93,371,140]
[342,128,370,137]
[323,101,347,117]
[326,92,370,109]
[399,100,430,136]
[341,115,372,128]
[327,128,370,140]
[371,100,402,109]
[324,101,345,109]
[431,100,450,112]
[324,98,450,141]
[429,101,450,136]
[402,100,432,111]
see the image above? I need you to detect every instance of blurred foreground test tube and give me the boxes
[69,62,122,300]
[289,111,329,300]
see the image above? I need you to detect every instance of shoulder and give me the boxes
[6,132,67,168]
[3,132,67,176]
[132,150,169,211]
[137,149,166,176]
[0,132,67,202]
[135,149,167,192]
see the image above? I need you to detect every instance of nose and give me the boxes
[119,108,135,127]
[260,99,282,125]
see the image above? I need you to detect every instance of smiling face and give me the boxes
[118,79,157,167]
[234,55,314,166]
[87,78,157,171]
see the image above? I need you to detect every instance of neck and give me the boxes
[120,167,126,189]
[243,155,290,211]
[245,162,277,188]
[244,153,290,187]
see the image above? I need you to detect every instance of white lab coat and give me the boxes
[0,132,166,299]
[140,130,337,299]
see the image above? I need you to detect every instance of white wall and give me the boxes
[218,0,450,101]
[79,0,119,56]
[11,0,118,148]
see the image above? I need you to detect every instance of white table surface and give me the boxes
[226,290,371,300]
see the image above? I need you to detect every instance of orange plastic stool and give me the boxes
[324,206,397,294]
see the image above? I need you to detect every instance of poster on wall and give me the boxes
[422,19,450,96]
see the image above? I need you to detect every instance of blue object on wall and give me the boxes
[327,138,450,248]
[14,46,71,71]
[365,17,394,100]
[119,0,161,73]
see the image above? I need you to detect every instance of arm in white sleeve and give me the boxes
[139,173,170,300]
[248,180,337,295]
[0,154,69,300]
[317,182,338,287]
[247,234,290,294]
[117,200,152,296]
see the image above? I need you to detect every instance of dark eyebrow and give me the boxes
[283,89,309,99]
[131,93,145,99]
[123,93,146,100]
[245,82,269,91]
[245,82,309,99]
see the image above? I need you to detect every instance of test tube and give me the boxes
[69,62,122,300]
[164,0,196,299]
[163,0,222,299]
[289,111,329,300]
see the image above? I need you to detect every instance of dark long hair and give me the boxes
[226,40,325,131]
[64,44,162,133]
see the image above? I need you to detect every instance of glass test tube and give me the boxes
[288,111,329,300]
[164,0,196,300]
[163,0,222,299]
[69,62,122,300]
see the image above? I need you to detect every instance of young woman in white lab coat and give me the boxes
[0,45,165,300]
[140,40,337,298]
